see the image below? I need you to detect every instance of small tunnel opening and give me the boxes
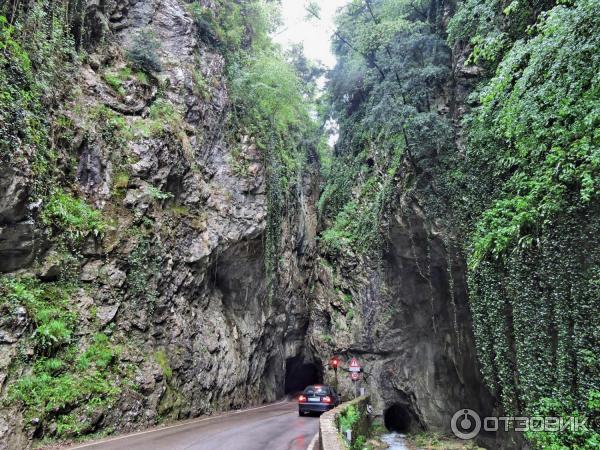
[384,403,414,433]
[284,356,322,394]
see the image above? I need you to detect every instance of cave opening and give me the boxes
[284,356,322,394]
[384,403,414,433]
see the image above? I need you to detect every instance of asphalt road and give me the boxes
[69,401,319,450]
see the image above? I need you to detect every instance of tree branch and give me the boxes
[304,5,386,80]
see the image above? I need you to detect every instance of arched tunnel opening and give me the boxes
[384,403,415,433]
[284,356,322,395]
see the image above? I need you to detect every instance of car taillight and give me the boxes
[323,396,332,403]
[298,395,307,402]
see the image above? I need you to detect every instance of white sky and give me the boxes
[273,0,350,69]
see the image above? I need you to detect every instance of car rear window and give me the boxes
[304,386,330,395]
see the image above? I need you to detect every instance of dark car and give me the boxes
[298,385,341,416]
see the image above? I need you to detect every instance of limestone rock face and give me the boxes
[304,198,494,433]
[0,221,35,273]
[0,0,315,446]
[0,164,35,273]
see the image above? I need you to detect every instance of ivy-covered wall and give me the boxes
[449,1,600,447]
[320,0,600,447]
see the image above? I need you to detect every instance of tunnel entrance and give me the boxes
[284,356,322,394]
[384,403,415,433]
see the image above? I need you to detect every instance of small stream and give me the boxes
[381,432,410,450]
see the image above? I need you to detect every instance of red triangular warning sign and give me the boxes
[349,357,361,372]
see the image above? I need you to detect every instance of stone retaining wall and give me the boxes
[318,395,371,450]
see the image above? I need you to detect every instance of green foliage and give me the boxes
[317,155,357,218]
[421,4,600,442]
[1,276,124,438]
[149,98,178,123]
[192,69,210,99]
[148,185,174,201]
[447,0,508,65]
[321,0,452,256]
[0,0,78,177]
[230,52,308,137]
[112,171,130,198]
[0,15,47,171]
[102,67,135,97]
[324,3,600,449]
[77,333,119,371]
[322,334,334,345]
[188,0,277,59]
[447,0,555,66]
[10,352,121,436]
[321,200,372,253]
[351,435,366,450]
[154,350,173,380]
[3,1,78,103]
[130,98,186,139]
[33,320,72,353]
[86,104,133,150]
[525,393,600,449]
[42,190,107,241]
[1,276,76,354]
[338,404,360,434]
[467,0,600,267]
[346,309,355,321]
[127,29,162,73]
[337,404,369,449]
[321,148,403,256]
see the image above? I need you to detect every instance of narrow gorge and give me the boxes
[0,0,598,449]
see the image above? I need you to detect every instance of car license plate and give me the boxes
[308,397,320,402]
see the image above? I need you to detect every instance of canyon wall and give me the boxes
[0,0,507,448]
[0,0,317,447]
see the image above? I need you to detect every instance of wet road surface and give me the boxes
[69,401,319,450]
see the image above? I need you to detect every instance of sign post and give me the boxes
[348,357,361,398]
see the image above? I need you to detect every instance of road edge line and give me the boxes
[68,399,288,449]
[307,432,319,450]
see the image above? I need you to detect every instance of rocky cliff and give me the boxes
[0,0,527,448]
[0,0,319,447]
[307,196,494,430]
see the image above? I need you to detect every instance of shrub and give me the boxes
[33,320,72,352]
[77,333,119,370]
[525,394,600,449]
[1,276,76,353]
[338,404,360,433]
[127,30,162,73]
[3,277,124,438]
[148,185,173,200]
[42,190,107,241]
